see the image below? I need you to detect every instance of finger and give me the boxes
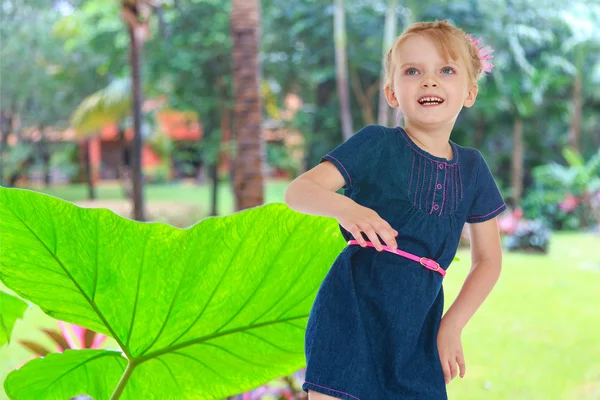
[442,362,450,384]
[373,221,397,250]
[444,360,452,383]
[457,354,466,378]
[380,230,397,250]
[349,227,367,246]
[449,358,457,381]
[364,229,383,250]
[439,355,449,384]
[382,222,398,248]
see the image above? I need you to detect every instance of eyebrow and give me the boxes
[399,62,461,69]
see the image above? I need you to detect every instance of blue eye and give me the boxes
[442,66,455,74]
[406,68,418,75]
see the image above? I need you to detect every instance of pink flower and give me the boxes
[58,321,108,350]
[498,207,522,235]
[559,193,579,213]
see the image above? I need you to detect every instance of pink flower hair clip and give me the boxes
[466,34,494,78]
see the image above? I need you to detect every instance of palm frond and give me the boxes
[70,78,132,136]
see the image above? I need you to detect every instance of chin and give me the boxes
[409,115,448,126]
[408,109,461,125]
[407,117,457,130]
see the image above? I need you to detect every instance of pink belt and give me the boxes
[347,240,446,277]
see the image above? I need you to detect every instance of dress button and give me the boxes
[438,164,444,170]
[433,204,439,210]
[436,184,442,189]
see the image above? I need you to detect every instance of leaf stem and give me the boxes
[110,360,137,400]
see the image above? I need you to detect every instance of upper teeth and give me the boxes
[419,97,443,103]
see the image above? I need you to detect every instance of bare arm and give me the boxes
[284,160,398,250]
[284,160,356,219]
[441,217,503,331]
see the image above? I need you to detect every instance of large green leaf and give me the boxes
[0,187,344,399]
[0,291,28,346]
[5,350,127,400]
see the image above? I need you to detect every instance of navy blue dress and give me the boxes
[302,125,506,399]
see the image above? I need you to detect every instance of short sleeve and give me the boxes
[319,125,383,189]
[467,152,507,223]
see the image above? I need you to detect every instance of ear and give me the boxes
[463,82,478,108]
[384,84,399,108]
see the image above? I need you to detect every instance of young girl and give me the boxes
[284,20,505,400]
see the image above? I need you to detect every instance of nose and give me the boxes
[420,74,439,88]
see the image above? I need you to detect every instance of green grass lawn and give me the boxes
[25,180,291,218]
[1,182,599,399]
[445,233,600,400]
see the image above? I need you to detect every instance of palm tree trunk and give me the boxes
[84,139,96,200]
[581,190,590,228]
[127,16,146,221]
[117,124,133,200]
[377,0,397,127]
[349,67,378,125]
[568,51,583,152]
[42,143,51,187]
[334,0,353,140]
[0,109,14,186]
[231,0,264,211]
[210,161,218,217]
[511,116,524,206]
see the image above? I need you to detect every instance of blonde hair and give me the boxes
[384,20,483,89]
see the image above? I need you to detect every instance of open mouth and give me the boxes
[418,97,445,106]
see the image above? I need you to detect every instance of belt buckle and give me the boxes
[419,257,440,271]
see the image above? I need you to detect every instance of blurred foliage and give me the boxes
[0,0,599,222]
[504,219,552,253]
[48,142,81,181]
[522,148,600,229]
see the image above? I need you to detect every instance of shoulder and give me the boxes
[342,125,389,148]
[355,124,389,137]
[453,143,484,166]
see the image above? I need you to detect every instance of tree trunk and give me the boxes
[0,109,14,186]
[40,128,51,187]
[581,190,591,229]
[377,0,398,127]
[511,116,524,206]
[210,161,218,217]
[334,0,353,140]
[231,0,264,211]
[84,139,96,200]
[203,116,220,217]
[349,67,378,125]
[568,50,583,152]
[117,124,133,200]
[7,153,34,187]
[127,20,146,221]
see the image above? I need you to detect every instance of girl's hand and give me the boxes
[334,202,398,251]
[437,319,466,384]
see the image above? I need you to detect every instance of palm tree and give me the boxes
[334,0,353,140]
[560,2,600,152]
[480,0,570,205]
[377,0,398,128]
[120,0,155,221]
[71,78,135,203]
[231,0,264,211]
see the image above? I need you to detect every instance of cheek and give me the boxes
[396,82,416,104]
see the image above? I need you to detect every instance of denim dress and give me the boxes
[301,125,506,399]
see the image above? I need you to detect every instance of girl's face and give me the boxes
[385,35,478,129]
